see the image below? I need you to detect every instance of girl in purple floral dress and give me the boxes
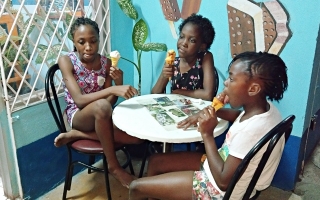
[55,17,141,188]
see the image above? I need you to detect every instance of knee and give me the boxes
[129,179,143,198]
[93,99,112,118]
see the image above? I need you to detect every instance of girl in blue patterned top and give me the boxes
[152,14,217,101]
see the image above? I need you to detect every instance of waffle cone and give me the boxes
[212,97,224,111]
[111,57,119,67]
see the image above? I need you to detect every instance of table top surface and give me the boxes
[113,94,229,143]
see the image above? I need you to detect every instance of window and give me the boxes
[0,0,110,112]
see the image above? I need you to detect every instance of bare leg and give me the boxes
[147,151,203,176]
[113,125,144,144]
[129,171,194,200]
[128,152,202,200]
[72,99,136,188]
[54,130,98,147]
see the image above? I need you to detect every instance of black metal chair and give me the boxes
[213,66,219,97]
[222,115,296,200]
[45,64,134,200]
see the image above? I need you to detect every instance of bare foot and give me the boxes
[54,131,77,147]
[110,167,136,188]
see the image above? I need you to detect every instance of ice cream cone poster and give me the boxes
[159,0,203,39]
[227,0,291,57]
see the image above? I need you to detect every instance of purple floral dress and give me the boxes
[171,51,207,92]
[63,52,108,125]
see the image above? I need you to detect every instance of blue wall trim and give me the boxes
[17,131,92,199]
[271,135,301,190]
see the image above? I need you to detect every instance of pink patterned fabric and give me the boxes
[192,154,224,200]
[63,52,108,125]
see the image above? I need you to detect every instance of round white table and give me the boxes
[113,94,229,145]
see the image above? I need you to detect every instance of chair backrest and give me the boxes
[213,66,219,97]
[45,63,67,133]
[223,115,296,200]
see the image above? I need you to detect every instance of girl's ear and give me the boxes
[248,82,261,96]
[199,43,207,52]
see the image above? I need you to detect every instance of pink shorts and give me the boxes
[192,155,223,200]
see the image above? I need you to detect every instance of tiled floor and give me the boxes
[0,143,319,199]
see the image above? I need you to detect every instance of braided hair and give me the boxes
[229,52,288,102]
[178,13,215,50]
[70,17,100,51]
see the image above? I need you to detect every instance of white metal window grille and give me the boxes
[0,0,110,112]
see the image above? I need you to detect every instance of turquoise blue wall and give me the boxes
[1,0,319,199]
[110,0,320,138]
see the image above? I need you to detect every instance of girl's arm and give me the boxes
[216,108,241,122]
[107,59,123,105]
[151,62,171,94]
[198,106,242,191]
[59,56,136,109]
[171,52,215,101]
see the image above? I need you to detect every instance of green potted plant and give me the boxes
[116,0,167,94]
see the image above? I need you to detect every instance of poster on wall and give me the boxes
[227,0,291,57]
[159,0,202,39]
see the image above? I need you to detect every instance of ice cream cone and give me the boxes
[165,50,176,65]
[111,57,119,67]
[110,50,121,68]
[165,50,176,80]
[212,97,224,111]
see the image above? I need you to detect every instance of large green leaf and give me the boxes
[132,19,148,51]
[116,0,138,20]
[140,43,167,52]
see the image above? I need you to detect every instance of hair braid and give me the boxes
[70,17,100,51]
[229,52,288,102]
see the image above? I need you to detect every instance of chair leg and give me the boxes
[128,160,135,175]
[139,141,151,178]
[103,155,112,200]
[62,163,72,200]
[88,155,95,174]
[119,147,135,176]
[62,147,74,200]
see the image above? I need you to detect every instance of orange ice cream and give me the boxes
[165,49,176,65]
[211,93,225,111]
